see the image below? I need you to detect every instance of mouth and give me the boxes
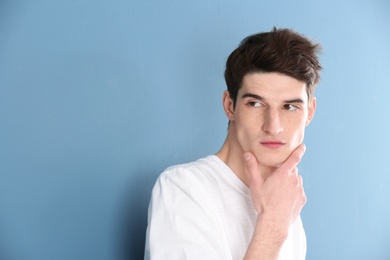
[260,141,286,149]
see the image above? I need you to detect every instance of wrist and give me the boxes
[244,214,289,260]
[255,213,289,245]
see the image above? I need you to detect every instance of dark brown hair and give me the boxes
[224,27,322,106]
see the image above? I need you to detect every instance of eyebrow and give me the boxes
[242,93,264,100]
[241,93,305,104]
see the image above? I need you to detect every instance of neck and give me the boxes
[216,128,276,186]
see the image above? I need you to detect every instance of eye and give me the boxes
[284,104,299,111]
[248,101,263,108]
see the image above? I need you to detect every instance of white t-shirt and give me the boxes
[145,155,306,260]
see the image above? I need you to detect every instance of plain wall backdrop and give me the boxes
[1,0,389,259]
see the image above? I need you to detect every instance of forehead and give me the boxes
[239,72,308,101]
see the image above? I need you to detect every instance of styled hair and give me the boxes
[224,27,322,106]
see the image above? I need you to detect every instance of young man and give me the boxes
[145,28,322,259]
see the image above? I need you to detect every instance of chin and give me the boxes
[255,151,290,168]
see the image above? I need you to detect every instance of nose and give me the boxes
[262,109,283,135]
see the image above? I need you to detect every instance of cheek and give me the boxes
[283,112,305,133]
[288,121,306,144]
[234,113,260,146]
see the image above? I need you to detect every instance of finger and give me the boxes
[244,152,264,188]
[291,167,298,176]
[301,188,307,205]
[291,168,301,186]
[297,175,303,187]
[279,144,306,174]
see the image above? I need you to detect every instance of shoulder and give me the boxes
[161,155,219,181]
[153,155,223,193]
[148,156,224,215]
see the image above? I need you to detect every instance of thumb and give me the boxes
[278,144,306,174]
[244,152,264,188]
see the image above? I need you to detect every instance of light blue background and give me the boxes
[1,1,389,259]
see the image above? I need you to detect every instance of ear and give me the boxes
[222,90,235,121]
[306,97,316,126]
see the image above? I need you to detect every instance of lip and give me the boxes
[260,141,286,149]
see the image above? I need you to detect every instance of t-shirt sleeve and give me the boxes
[144,168,231,260]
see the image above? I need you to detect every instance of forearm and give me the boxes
[244,214,289,260]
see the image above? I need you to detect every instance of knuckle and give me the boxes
[303,194,307,204]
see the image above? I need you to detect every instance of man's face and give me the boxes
[227,72,316,167]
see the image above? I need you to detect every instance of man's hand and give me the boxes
[244,144,307,236]
[243,144,307,259]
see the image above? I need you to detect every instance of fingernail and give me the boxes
[244,153,251,161]
[302,144,306,151]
